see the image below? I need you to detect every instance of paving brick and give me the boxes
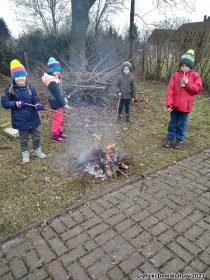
[89,202,106,214]
[184,225,204,241]
[100,207,120,219]
[60,246,87,267]
[106,212,127,226]
[204,267,210,280]
[60,215,76,228]
[131,209,151,222]
[140,215,159,229]
[5,242,32,260]
[167,241,193,263]
[176,236,201,256]
[197,220,210,231]
[140,261,158,274]
[48,259,69,280]
[71,211,86,223]
[130,231,152,249]
[94,229,118,245]
[154,207,174,220]
[105,195,121,205]
[147,201,165,214]
[67,262,90,280]
[66,232,90,249]
[107,266,126,280]
[102,235,125,253]
[190,258,207,273]
[187,210,204,223]
[25,249,42,271]
[9,257,28,279]
[81,206,98,218]
[83,239,98,252]
[40,225,56,240]
[0,263,10,276]
[114,218,135,233]
[164,212,184,226]
[50,219,66,233]
[48,237,68,256]
[60,225,84,241]
[123,203,142,217]
[117,200,135,211]
[81,215,103,230]
[195,232,210,250]
[35,241,56,263]
[80,247,105,269]
[157,229,178,245]
[149,222,169,236]
[87,223,110,237]
[173,218,193,233]
[177,205,195,217]
[112,191,127,200]
[87,256,114,278]
[0,272,15,280]
[198,251,210,266]
[110,242,135,263]
[160,257,186,274]
[121,224,144,240]
[141,240,163,258]
[97,198,113,209]
[28,229,45,246]
[119,252,145,274]
[22,267,48,280]
[2,238,25,251]
[150,248,173,268]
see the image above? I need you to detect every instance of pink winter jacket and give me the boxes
[165,69,202,112]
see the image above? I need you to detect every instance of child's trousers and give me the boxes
[167,109,189,141]
[19,126,41,152]
[52,107,63,137]
[118,98,131,115]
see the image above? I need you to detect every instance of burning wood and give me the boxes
[84,144,132,181]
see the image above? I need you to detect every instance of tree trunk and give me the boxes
[71,0,96,70]
[129,0,135,62]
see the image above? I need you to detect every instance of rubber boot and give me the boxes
[116,115,121,123]
[22,151,29,163]
[33,147,46,158]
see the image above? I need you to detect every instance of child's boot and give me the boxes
[33,147,46,158]
[22,151,29,163]
[175,140,183,149]
[116,115,121,123]
[52,134,65,142]
[126,115,131,122]
[59,131,68,139]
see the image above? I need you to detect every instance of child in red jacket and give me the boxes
[165,50,202,149]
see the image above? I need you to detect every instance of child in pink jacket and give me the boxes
[165,50,202,149]
[42,57,71,142]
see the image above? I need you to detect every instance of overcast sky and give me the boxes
[0,0,210,37]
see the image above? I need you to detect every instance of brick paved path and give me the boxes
[1,150,210,280]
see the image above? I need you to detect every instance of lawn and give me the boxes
[1,78,210,238]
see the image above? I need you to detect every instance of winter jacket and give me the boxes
[165,69,202,112]
[42,73,65,110]
[1,84,41,130]
[116,74,136,99]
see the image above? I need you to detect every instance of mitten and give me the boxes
[64,105,72,110]
[35,104,45,111]
[16,101,27,108]
[64,97,68,104]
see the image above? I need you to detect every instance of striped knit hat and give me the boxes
[10,59,27,79]
[47,57,61,74]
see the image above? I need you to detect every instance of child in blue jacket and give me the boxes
[1,59,46,162]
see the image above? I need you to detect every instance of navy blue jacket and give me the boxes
[1,83,41,130]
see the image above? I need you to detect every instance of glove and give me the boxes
[64,105,72,110]
[35,104,45,111]
[16,101,27,108]
[64,97,68,105]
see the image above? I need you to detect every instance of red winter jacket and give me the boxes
[165,69,202,112]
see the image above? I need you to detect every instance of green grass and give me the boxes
[0,80,210,237]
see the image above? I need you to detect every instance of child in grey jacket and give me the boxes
[116,62,135,123]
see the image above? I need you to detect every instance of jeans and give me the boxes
[167,109,189,141]
[19,126,41,152]
[118,98,131,115]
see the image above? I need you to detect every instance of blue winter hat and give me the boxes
[47,57,61,73]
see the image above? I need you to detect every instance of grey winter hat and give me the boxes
[179,49,195,69]
[121,61,132,72]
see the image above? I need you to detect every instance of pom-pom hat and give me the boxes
[121,61,132,72]
[10,59,27,79]
[47,57,61,74]
[180,49,195,69]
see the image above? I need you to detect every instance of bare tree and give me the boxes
[10,0,70,34]
[129,0,135,61]
[89,0,126,37]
